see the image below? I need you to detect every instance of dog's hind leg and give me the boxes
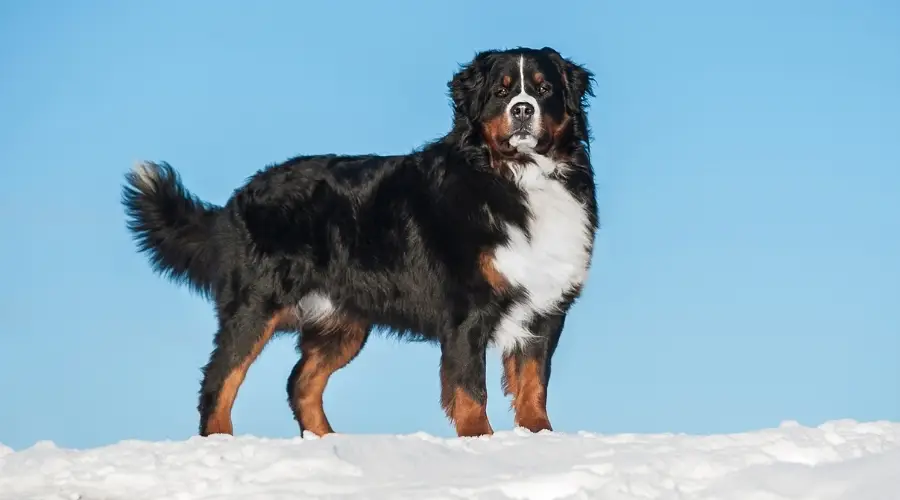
[197,306,289,436]
[286,317,370,436]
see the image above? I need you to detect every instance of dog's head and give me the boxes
[449,47,594,160]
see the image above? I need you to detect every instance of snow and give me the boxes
[1,420,898,500]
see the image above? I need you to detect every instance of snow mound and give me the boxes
[1,420,898,500]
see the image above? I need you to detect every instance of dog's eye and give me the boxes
[538,82,552,95]
[495,87,509,97]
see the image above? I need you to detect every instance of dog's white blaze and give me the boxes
[490,154,592,354]
[296,292,336,325]
[506,55,541,151]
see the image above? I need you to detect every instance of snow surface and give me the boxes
[1,420,898,500]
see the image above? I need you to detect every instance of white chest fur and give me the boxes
[490,155,593,353]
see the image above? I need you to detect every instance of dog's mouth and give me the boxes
[508,131,538,152]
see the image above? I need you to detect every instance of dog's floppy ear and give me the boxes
[542,47,594,116]
[449,50,498,122]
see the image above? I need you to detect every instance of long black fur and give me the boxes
[122,46,597,437]
[122,164,222,298]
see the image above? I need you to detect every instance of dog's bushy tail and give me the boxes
[122,161,222,297]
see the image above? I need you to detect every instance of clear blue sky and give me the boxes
[1,0,898,451]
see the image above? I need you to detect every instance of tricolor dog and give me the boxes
[122,46,598,438]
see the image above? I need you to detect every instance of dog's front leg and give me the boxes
[438,315,494,437]
[501,313,566,433]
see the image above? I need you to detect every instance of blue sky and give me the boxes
[1,0,898,451]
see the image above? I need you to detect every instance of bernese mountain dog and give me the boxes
[122,46,597,438]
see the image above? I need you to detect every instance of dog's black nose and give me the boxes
[511,102,535,121]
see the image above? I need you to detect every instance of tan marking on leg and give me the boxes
[501,352,518,398]
[206,309,289,435]
[439,365,493,437]
[291,318,368,436]
[452,387,493,437]
[512,358,552,433]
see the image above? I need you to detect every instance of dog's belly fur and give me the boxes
[490,155,593,353]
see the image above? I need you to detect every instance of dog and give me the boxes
[122,46,597,438]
